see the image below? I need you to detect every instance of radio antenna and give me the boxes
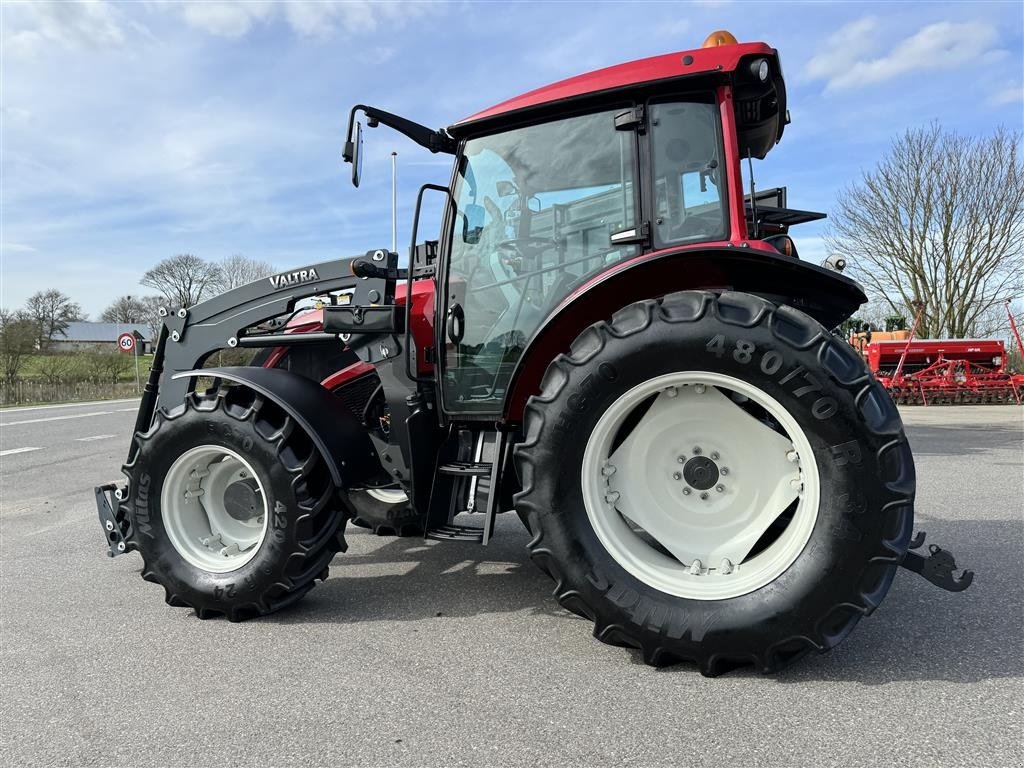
[391,151,398,254]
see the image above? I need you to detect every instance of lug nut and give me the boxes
[694,384,706,394]
[604,491,620,504]
[693,446,702,455]
[689,560,703,575]
[665,386,678,398]
[682,487,691,496]
[720,558,734,574]
[710,451,720,461]
[787,450,799,463]
[678,456,686,464]
[601,464,617,477]
[700,491,709,500]
[716,484,725,493]
[720,467,729,476]
[790,478,803,490]
[673,472,682,480]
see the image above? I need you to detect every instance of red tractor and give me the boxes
[96,31,972,674]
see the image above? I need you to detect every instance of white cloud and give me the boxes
[987,83,1023,106]
[1,242,39,254]
[806,18,1001,91]
[162,0,436,39]
[2,0,128,56]
[178,1,274,38]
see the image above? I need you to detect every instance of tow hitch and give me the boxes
[95,483,132,558]
[899,531,974,592]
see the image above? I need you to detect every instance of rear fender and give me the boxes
[172,366,380,489]
[503,246,866,421]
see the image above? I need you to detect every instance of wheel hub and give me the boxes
[682,455,719,490]
[160,445,269,573]
[224,478,262,522]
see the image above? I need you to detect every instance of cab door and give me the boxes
[441,108,642,415]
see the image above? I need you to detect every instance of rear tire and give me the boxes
[123,386,345,620]
[348,490,424,537]
[514,291,915,674]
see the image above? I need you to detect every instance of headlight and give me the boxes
[749,58,770,82]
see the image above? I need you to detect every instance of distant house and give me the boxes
[52,322,152,354]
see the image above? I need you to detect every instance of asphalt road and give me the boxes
[1,400,1021,768]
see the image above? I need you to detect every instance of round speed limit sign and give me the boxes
[117,332,136,354]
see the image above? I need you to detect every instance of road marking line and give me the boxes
[1,411,114,426]
[0,447,42,457]
[75,434,117,442]
[0,397,140,414]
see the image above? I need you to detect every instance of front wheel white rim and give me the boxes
[160,445,270,573]
[581,372,820,600]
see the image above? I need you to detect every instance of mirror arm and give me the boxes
[343,104,456,162]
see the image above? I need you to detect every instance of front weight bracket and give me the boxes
[899,531,974,592]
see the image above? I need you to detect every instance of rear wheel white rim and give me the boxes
[161,445,269,573]
[581,371,820,600]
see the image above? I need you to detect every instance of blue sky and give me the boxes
[2,0,1022,318]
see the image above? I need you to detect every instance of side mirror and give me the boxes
[462,203,486,244]
[496,180,518,198]
[349,122,364,188]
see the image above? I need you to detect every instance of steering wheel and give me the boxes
[496,236,556,277]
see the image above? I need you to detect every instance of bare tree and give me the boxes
[23,289,85,351]
[0,309,38,386]
[100,295,151,324]
[214,254,276,292]
[826,124,1024,339]
[140,254,220,308]
[140,295,167,342]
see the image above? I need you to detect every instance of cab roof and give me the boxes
[450,41,776,135]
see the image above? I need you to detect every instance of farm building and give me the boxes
[52,322,151,353]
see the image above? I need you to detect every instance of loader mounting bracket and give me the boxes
[95,482,132,558]
[899,531,974,592]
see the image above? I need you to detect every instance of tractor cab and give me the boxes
[342,31,804,416]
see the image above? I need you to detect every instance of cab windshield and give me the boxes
[444,99,723,412]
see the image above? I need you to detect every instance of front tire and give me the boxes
[123,386,345,620]
[514,291,915,674]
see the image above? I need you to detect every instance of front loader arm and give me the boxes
[143,256,386,432]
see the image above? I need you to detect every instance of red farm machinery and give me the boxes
[94,30,973,676]
[853,303,1024,405]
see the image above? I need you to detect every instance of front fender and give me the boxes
[172,366,379,489]
[502,246,865,421]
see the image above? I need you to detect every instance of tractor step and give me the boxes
[437,461,492,477]
[425,430,510,545]
[425,524,485,543]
